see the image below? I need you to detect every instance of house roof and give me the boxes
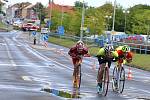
[46,2,75,14]
[24,4,35,9]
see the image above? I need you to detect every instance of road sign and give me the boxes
[43,34,49,41]
[32,31,36,36]
[58,26,64,35]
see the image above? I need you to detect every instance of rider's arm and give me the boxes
[111,51,119,62]
[96,48,105,58]
[126,52,133,63]
[83,47,88,54]
[68,47,76,56]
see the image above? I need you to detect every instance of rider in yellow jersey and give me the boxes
[96,44,118,92]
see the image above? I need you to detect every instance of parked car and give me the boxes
[22,23,33,31]
[13,20,23,28]
[41,28,49,34]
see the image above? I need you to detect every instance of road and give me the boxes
[0,30,150,100]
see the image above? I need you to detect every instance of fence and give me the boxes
[49,33,150,54]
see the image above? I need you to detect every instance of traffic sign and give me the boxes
[43,34,49,41]
[58,26,64,35]
[32,31,36,36]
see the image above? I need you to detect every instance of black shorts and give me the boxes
[98,58,112,68]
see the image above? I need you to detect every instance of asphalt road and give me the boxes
[0,30,150,100]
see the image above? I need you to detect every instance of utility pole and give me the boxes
[60,1,63,26]
[80,0,85,41]
[112,0,116,31]
[49,0,53,32]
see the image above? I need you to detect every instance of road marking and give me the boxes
[4,38,16,67]
[1,43,6,46]
[0,64,12,66]
[27,46,95,78]
[22,76,32,81]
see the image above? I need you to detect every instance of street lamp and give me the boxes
[112,0,116,31]
[80,0,85,41]
[123,10,130,33]
[105,15,112,31]
[49,0,53,32]
[60,1,64,26]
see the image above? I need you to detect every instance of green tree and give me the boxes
[33,3,47,23]
[128,4,150,34]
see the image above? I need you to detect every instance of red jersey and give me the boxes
[68,46,88,58]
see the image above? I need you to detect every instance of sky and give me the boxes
[7,0,150,8]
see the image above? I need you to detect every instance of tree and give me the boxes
[85,7,105,35]
[33,3,47,23]
[128,4,150,34]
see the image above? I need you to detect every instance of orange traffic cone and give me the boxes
[127,68,133,80]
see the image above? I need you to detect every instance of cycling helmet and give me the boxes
[76,40,84,52]
[104,44,114,53]
[122,45,129,52]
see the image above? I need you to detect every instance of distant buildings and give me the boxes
[45,2,75,18]
[6,1,75,23]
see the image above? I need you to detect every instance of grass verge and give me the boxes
[48,36,150,71]
[0,22,6,29]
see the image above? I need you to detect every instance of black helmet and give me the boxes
[104,44,114,53]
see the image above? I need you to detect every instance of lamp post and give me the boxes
[49,0,53,32]
[80,0,85,41]
[60,1,64,26]
[112,0,116,31]
[123,10,130,33]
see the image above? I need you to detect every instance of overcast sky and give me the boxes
[8,0,150,8]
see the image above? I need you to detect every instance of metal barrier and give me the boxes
[49,33,150,54]
[113,41,150,54]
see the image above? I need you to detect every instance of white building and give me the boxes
[6,4,19,24]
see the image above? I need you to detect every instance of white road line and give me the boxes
[0,64,12,66]
[22,76,32,81]
[129,86,150,94]
[1,43,6,46]
[4,38,16,67]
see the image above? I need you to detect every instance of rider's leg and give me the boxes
[97,63,105,83]
[97,63,105,92]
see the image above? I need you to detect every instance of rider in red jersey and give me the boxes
[68,40,88,65]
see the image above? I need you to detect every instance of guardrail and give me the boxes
[49,33,150,54]
[113,41,150,54]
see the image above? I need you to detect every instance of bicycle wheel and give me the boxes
[78,64,81,89]
[118,67,125,93]
[112,66,118,92]
[101,66,109,96]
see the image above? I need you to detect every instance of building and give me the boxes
[22,4,38,19]
[6,4,19,23]
[14,2,31,18]
[45,2,75,18]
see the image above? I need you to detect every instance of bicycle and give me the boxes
[112,62,125,93]
[97,62,110,96]
[72,56,82,89]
